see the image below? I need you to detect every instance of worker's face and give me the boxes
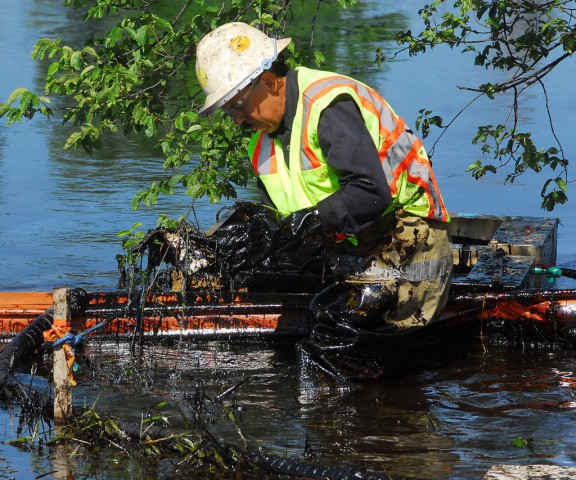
[222,72,285,135]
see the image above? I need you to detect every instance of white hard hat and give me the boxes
[195,22,291,116]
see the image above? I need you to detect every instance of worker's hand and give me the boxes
[281,207,324,240]
[212,203,281,272]
[214,222,255,271]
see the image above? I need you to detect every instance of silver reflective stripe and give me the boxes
[299,75,398,171]
[406,155,445,220]
[383,127,444,220]
[383,126,414,173]
[255,134,275,175]
[350,255,453,282]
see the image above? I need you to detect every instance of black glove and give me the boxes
[214,221,253,271]
[281,207,324,240]
[212,203,280,272]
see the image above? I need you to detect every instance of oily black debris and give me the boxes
[127,202,333,292]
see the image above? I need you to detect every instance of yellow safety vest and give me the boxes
[248,67,450,222]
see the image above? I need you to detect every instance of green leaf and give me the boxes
[107,26,123,47]
[313,50,325,66]
[81,65,96,76]
[7,88,28,105]
[70,51,82,69]
[47,62,60,76]
[64,131,83,150]
[117,222,143,237]
[0,103,11,117]
[555,177,567,191]
[563,34,575,54]
[512,437,527,448]
[134,25,149,47]
[153,16,173,32]
[82,46,97,57]
[466,160,482,172]
[184,111,198,122]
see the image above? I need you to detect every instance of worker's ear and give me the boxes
[260,71,281,92]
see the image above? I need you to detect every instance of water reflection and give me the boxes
[3,332,576,478]
[32,339,576,479]
[2,1,576,479]
[422,348,576,476]
[293,8,410,80]
[74,340,461,479]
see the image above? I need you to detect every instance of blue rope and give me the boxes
[47,286,148,371]
[47,315,122,372]
[49,316,117,349]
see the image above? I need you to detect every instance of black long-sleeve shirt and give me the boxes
[258,69,392,236]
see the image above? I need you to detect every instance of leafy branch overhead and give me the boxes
[0,0,335,209]
[0,0,572,213]
[394,0,573,210]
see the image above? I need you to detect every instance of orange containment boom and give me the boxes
[1,289,576,342]
[0,292,54,333]
[0,290,313,339]
[444,288,576,325]
[437,288,576,347]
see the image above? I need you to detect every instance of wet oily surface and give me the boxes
[3,338,575,479]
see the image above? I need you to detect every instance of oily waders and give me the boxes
[303,211,453,380]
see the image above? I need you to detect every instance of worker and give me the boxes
[195,23,453,369]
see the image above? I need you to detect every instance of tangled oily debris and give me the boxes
[0,311,391,480]
[124,203,420,382]
[131,221,215,276]
[129,202,333,290]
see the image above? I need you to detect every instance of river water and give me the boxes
[1,1,576,479]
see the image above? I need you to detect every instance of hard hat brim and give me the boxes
[198,37,292,116]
